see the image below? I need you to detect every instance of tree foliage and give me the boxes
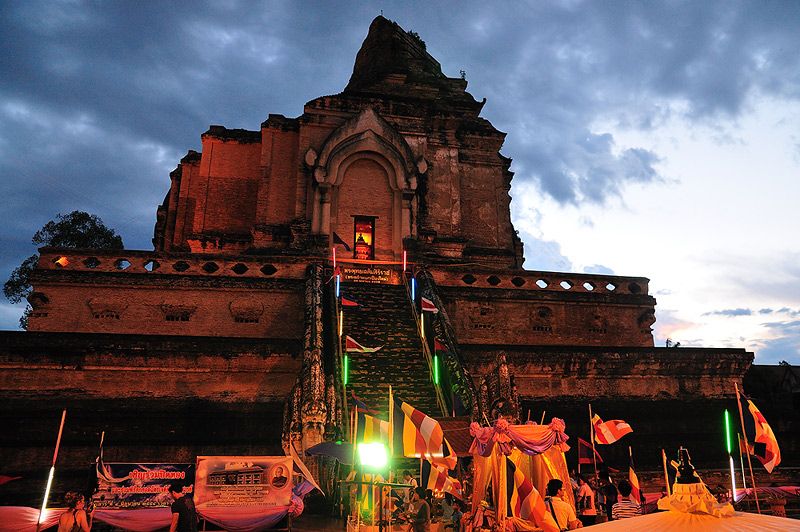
[32,211,124,249]
[3,211,124,328]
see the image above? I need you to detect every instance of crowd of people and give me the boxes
[359,466,645,531]
[544,472,643,530]
[55,482,198,532]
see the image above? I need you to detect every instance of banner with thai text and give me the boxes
[194,456,293,509]
[92,462,195,509]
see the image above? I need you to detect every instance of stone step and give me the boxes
[337,282,440,418]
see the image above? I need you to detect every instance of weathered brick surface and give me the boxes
[0,332,299,505]
[333,158,396,259]
[28,250,307,339]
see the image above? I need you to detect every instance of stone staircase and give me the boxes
[337,282,441,419]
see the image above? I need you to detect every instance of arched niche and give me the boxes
[307,108,424,260]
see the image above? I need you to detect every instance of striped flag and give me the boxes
[592,414,633,444]
[391,396,456,470]
[746,399,781,473]
[629,452,642,506]
[341,296,359,307]
[506,457,558,532]
[421,297,439,313]
[421,460,463,499]
[345,335,382,353]
[357,412,389,443]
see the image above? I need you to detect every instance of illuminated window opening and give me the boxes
[353,216,376,260]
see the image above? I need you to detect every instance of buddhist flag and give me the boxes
[357,412,390,443]
[577,437,603,465]
[506,457,558,532]
[345,336,382,353]
[391,396,456,470]
[421,460,463,499]
[592,414,632,444]
[341,296,359,307]
[421,297,439,313]
[628,450,642,506]
[745,399,781,473]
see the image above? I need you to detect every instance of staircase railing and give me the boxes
[326,266,349,431]
[402,272,449,417]
[416,268,482,421]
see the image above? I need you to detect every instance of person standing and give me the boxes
[402,470,418,508]
[544,479,582,530]
[407,486,431,532]
[575,475,597,526]
[169,482,198,532]
[611,479,642,520]
[598,473,617,521]
[57,491,93,532]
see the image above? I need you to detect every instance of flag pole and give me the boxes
[37,409,66,532]
[352,405,359,472]
[540,410,546,425]
[388,385,394,457]
[588,403,598,480]
[737,433,748,491]
[734,382,760,514]
[661,449,670,496]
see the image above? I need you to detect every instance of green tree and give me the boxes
[4,211,124,329]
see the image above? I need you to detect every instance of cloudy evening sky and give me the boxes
[1,0,798,364]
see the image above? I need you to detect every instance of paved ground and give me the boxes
[291,514,347,530]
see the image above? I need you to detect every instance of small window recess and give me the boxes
[353,216,376,260]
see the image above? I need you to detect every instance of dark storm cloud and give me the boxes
[2,1,800,328]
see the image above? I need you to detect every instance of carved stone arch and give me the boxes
[308,108,425,259]
[312,108,420,186]
[328,135,407,191]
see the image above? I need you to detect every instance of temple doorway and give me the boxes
[353,216,375,260]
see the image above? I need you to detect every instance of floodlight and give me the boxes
[358,442,388,469]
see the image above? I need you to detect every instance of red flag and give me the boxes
[434,338,448,352]
[345,336,382,353]
[577,437,603,465]
[341,296,359,307]
[747,399,781,472]
[592,414,632,444]
[0,475,21,486]
[421,297,439,313]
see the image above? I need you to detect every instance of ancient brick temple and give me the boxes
[3,16,786,505]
